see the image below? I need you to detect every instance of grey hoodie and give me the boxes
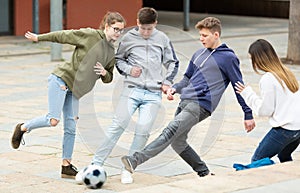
[115,27,179,92]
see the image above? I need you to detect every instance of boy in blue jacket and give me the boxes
[121,16,256,177]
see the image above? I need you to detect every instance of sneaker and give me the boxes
[61,164,78,179]
[121,156,135,173]
[198,169,210,177]
[121,169,133,184]
[11,123,25,149]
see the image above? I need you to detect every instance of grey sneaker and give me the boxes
[11,123,25,149]
[121,156,135,173]
[61,164,78,179]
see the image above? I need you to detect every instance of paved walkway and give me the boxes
[0,11,299,193]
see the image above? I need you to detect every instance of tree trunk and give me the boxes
[286,0,300,64]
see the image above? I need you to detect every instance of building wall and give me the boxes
[66,0,142,29]
[14,0,142,36]
[143,0,290,18]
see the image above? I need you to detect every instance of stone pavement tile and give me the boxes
[155,161,299,193]
[0,172,87,193]
[120,184,199,193]
[138,159,193,177]
[103,172,174,193]
[232,179,300,193]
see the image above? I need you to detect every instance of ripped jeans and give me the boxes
[24,74,79,160]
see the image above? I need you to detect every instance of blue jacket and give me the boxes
[173,44,253,120]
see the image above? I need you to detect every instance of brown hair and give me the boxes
[195,17,222,36]
[137,7,158,24]
[249,39,299,93]
[99,12,126,30]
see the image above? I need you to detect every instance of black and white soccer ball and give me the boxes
[77,165,107,189]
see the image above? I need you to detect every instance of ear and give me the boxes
[214,31,220,38]
[105,23,109,30]
[137,19,140,26]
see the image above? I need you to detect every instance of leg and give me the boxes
[278,131,300,162]
[61,90,78,163]
[11,74,67,149]
[92,87,140,166]
[24,74,67,131]
[122,100,210,172]
[251,127,299,162]
[61,91,79,178]
[171,105,211,176]
[129,90,161,155]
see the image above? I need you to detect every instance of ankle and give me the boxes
[62,159,72,166]
[20,125,27,132]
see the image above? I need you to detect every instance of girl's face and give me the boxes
[105,22,125,42]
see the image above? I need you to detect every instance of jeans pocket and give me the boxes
[51,74,68,91]
[274,127,296,139]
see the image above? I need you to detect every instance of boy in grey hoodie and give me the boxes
[121,17,256,178]
[91,7,179,183]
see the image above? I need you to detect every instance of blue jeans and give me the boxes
[92,87,162,166]
[252,127,300,163]
[24,74,79,159]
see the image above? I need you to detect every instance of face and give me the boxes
[137,20,157,39]
[199,28,220,49]
[105,22,125,42]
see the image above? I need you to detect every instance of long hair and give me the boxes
[248,39,299,93]
[99,12,126,30]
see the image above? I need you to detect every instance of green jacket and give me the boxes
[38,28,115,99]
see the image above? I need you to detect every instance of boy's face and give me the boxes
[137,20,157,39]
[199,28,220,49]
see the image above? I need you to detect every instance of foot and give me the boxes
[61,164,78,179]
[11,123,25,149]
[121,168,133,184]
[121,156,135,173]
[198,170,214,177]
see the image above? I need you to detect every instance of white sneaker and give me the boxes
[121,169,133,184]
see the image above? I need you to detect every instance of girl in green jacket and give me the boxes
[11,12,126,179]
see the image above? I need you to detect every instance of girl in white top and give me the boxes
[235,39,300,163]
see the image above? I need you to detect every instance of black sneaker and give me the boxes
[11,123,25,149]
[61,164,78,179]
[198,169,210,177]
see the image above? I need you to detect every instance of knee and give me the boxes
[50,118,59,127]
[171,141,184,154]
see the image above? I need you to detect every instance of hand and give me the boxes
[130,66,142,77]
[244,119,256,133]
[94,62,107,76]
[161,84,170,94]
[166,87,176,100]
[235,81,246,94]
[25,31,38,42]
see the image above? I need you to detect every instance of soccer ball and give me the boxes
[76,165,107,189]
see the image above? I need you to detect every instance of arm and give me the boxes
[161,41,179,87]
[226,57,255,132]
[227,58,254,120]
[115,40,132,76]
[25,31,38,42]
[34,29,92,46]
[172,60,194,94]
[99,59,114,83]
[235,77,275,117]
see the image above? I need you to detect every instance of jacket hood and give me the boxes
[128,26,159,38]
[215,43,234,52]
